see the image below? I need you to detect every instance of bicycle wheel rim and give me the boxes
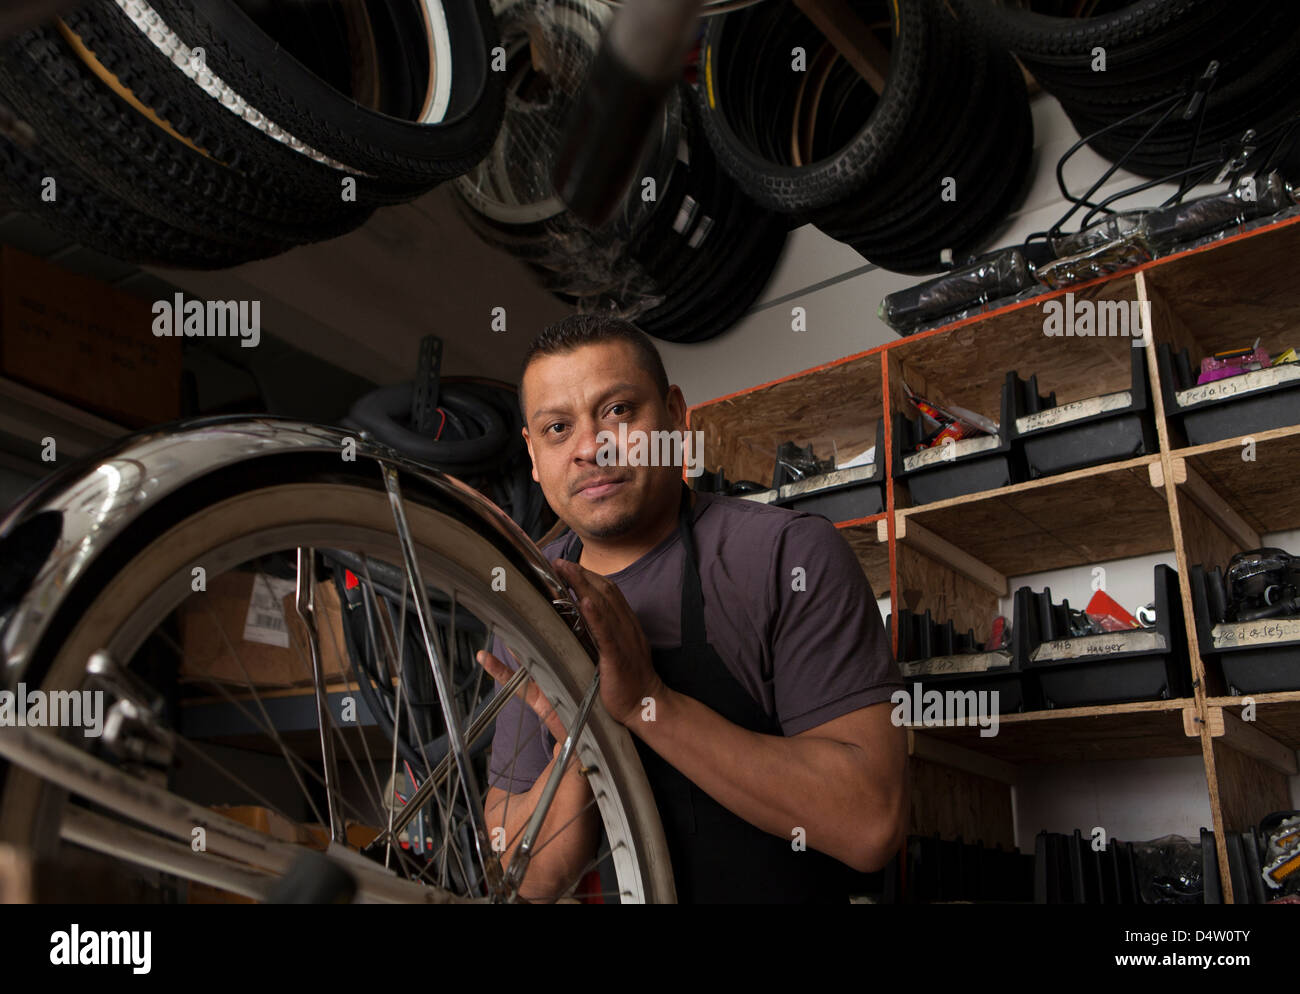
[0,477,674,903]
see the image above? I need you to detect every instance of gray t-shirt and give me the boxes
[486,490,901,792]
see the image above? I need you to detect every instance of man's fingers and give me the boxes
[478,648,568,743]
[474,649,511,686]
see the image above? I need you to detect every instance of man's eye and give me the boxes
[546,423,566,435]
[608,404,629,417]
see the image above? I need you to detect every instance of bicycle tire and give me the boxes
[0,421,675,903]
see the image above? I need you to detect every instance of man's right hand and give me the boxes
[477,646,600,901]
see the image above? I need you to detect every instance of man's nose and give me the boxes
[569,418,605,463]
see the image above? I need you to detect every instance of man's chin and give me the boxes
[567,495,639,540]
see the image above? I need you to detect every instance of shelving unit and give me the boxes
[688,213,1300,903]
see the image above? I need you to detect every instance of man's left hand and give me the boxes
[552,557,665,728]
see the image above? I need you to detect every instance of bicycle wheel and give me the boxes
[0,418,674,904]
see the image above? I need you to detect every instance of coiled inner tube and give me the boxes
[346,381,506,466]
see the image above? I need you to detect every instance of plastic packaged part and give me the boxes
[1141,171,1294,254]
[1035,229,1152,290]
[1133,835,1203,905]
[893,379,1019,506]
[878,247,1034,333]
[1049,210,1147,258]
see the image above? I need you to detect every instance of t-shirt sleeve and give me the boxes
[766,514,902,735]
[485,634,555,792]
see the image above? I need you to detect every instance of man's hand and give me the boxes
[476,644,598,901]
[552,557,666,728]
[476,645,570,749]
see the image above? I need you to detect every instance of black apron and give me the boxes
[562,483,858,903]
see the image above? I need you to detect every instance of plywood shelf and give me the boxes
[835,514,890,598]
[896,454,1170,579]
[900,699,1200,765]
[1205,692,1300,752]
[1175,424,1300,537]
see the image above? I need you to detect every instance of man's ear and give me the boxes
[665,385,688,429]
[522,427,539,483]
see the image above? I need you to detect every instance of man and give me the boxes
[477,313,906,903]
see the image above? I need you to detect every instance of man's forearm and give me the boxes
[484,750,600,901]
[630,691,905,871]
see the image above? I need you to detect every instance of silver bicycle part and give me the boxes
[381,465,504,897]
[0,417,675,903]
[294,546,346,844]
[503,669,601,899]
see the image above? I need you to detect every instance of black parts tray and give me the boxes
[892,385,1018,506]
[774,421,885,521]
[1189,560,1300,695]
[1015,564,1192,709]
[894,835,1034,904]
[1007,346,1158,479]
[892,607,1038,714]
[1157,344,1300,446]
[1035,830,1141,904]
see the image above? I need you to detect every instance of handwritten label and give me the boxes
[899,650,1013,677]
[1015,390,1132,434]
[1177,363,1300,407]
[1031,628,1164,661]
[779,463,877,501]
[903,434,998,472]
[1212,618,1300,649]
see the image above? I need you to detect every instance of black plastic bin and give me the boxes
[893,385,1019,505]
[892,608,1039,713]
[774,421,885,520]
[1017,564,1191,708]
[1007,347,1158,479]
[1189,560,1300,695]
[1157,344,1300,445]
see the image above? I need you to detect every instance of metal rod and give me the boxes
[503,670,601,900]
[381,464,505,898]
[296,546,347,844]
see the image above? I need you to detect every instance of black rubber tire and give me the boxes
[695,0,931,214]
[56,1,429,208]
[0,22,373,250]
[957,0,1223,59]
[0,127,290,269]
[146,0,505,186]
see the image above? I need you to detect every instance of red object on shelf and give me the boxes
[1084,589,1140,630]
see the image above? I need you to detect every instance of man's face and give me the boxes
[521,341,686,541]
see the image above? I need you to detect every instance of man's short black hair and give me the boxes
[518,313,671,422]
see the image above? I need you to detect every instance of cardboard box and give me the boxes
[177,570,350,689]
[187,807,379,903]
[0,245,181,426]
